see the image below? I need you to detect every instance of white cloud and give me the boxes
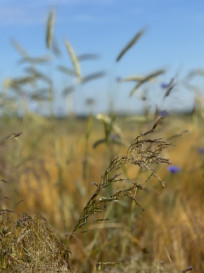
[0,0,119,25]
[0,9,45,25]
[0,2,46,25]
[70,14,97,22]
[0,0,144,26]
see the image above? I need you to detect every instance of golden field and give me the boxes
[1,112,204,272]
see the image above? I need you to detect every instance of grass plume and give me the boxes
[129,69,165,96]
[65,40,81,79]
[46,9,55,49]
[116,28,146,62]
[67,117,170,244]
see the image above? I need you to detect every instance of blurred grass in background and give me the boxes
[1,113,204,272]
[0,9,204,273]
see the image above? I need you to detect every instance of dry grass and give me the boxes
[1,8,204,272]
[0,113,203,272]
[0,212,73,272]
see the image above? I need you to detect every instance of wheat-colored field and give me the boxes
[1,112,204,272]
[1,8,204,272]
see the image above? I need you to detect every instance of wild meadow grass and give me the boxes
[0,113,204,272]
[1,9,204,273]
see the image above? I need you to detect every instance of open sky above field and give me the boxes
[0,0,204,115]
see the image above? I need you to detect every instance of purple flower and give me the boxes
[188,265,193,271]
[110,133,120,141]
[198,147,204,154]
[160,83,170,89]
[116,77,123,83]
[160,110,168,117]
[161,78,175,90]
[167,165,181,174]
[183,266,193,272]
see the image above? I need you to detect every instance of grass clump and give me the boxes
[0,211,73,272]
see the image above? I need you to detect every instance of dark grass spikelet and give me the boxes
[67,117,170,245]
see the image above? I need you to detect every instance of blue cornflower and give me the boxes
[167,165,181,174]
[160,110,168,117]
[198,147,204,154]
[116,77,122,83]
[110,134,120,141]
[160,83,169,89]
[184,266,193,272]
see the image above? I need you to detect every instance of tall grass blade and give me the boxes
[163,78,176,99]
[18,55,51,65]
[124,75,146,82]
[80,71,106,84]
[116,28,146,62]
[30,93,50,101]
[130,69,165,96]
[25,67,52,85]
[11,39,29,58]
[86,113,93,140]
[77,54,99,61]
[46,9,55,49]
[52,37,61,56]
[187,68,204,79]
[4,76,35,89]
[57,65,76,76]
[62,86,75,96]
[65,40,81,79]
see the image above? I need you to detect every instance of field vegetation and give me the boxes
[0,9,204,273]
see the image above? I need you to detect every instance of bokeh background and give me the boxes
[0,1,204,272]
[1,0,204,115]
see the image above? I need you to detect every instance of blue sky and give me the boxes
[0,0,204,115]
